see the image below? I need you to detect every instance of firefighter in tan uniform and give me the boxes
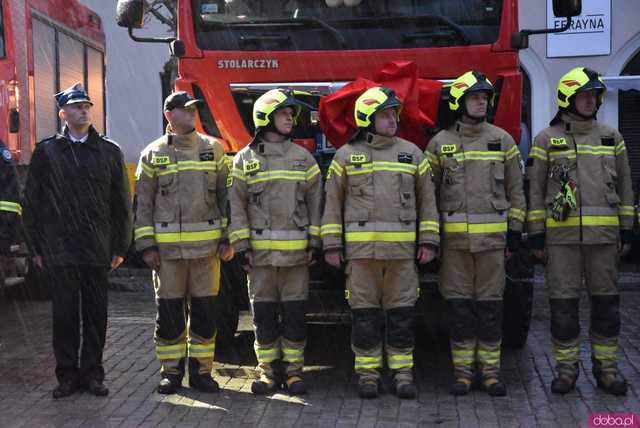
[425,71,526,397]
[322,87,439,399]
[134,92,229,395]
[527,67,633,396]
[228,89,322,396]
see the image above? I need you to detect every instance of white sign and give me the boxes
[546,0,610,58]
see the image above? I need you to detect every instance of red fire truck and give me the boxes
[115,0,580,346]
[0,0,105,163]
[0,0,105,294]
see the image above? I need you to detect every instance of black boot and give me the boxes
[53,379,79,399]
[395,382,417,399]
[286,375,307,396]
[550,374,576,394]
[451,377,472,396]
[596,372,628,396]
[157,375,182,394]
[358,379,379,399]
[189,374,220,393]
[482,377,507,397]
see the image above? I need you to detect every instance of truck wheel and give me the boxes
[215,258,247,348]
[502,248,534,349]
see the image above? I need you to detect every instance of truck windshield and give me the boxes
[192,0,502,51]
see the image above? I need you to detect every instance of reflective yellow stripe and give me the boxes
[576,144,615,156]
[346,161,417,175]
[419,220,440,233]
[282,348,304,363]
[592,344,618,361]
[345,231,416,242]
[156,161,218,176]
[548,150,576,161]
[477,350,500,365]
[546,215,619,228]
[529,146,548,161]
[425,151,440,166]
[418,158,431,175]
[308,225,320,237]
[354,355,383,369]
[188,342,215,358]
[306,164,320,181]
[388,354,413,369]
[156,229,223,243]
[246,169,307,185]
[554,346,579,361]
[328,160,344,177]
[156,343,187,360]
[0,201,22,215]
[321,223,343,236]
[229,228,250,243]
[256,348,280,363]
[615,140,626,155]
[251,239,308,251]
[441,151,505,162]
[618,205,634,216]
[443,222,507,234]
[506,145,520,161]
[231,168,246,181]
[134,226,154,241]
[508,208,526,222]
[527,209,546,221]
[139,162,156,178]
[452,349,474,365]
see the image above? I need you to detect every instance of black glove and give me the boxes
[528,232,545,251]
[235,250,250,267]
[507,230,522,252]
[621,229,634,246]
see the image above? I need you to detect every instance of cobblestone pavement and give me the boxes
[0,274,639,427]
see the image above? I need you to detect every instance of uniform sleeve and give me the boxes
[133,150,157,252]
[0,151,22,247]
[305,156,323,250]
[110,148,133,257]
[416,151,440,246]
[228,154,251,252]
[214,143,230,239]
[23,144,47,255]
[321,152,346,252]
[613,135,634,230]
[526,132,550,235]
[504,136,526,232]
[424,142,442,188]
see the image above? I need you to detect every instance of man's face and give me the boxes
[60,102,92,128]
[167,106,197,131]
[273,107,294,135]
[464,91,488,119]
[573,90,598,117]
[373,108,398,137]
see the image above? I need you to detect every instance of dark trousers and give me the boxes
[47,266,108,383]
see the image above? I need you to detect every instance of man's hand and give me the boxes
[218,242,234,262]
[416,245,437,264]
[324,250,343,269]
[110,256,124,270]
[142,249,161,271]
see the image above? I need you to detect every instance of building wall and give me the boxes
[79,0,170,163]
[518,0,640,136]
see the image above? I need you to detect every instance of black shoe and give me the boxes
[596,373,628,396]
[286,376,307,396]
[85,379,109,396]
[189,374,220,393]
[251,375,277,395]
[550,374,576,395]
[482,378,507,397]
[395,382,417,399]
[53,380,78,399]
[358,380,379,399]
[451,378,472,396]
[157,375,182,395]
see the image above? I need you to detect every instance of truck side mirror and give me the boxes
[552,0,582,18]
[9,109,19,133]
[170,40,185,58]
[116,0,146,29]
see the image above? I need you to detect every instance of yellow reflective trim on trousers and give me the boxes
[387,354,413,369]
[134,226,154,241]
[506,145,520,160]
[354,356,383,369]
[282,348,304,363]
[443,222,507,234]
[0,201,22,215]
[527,209,546,221]
[256,348,280,363]
[229,228,250,243]
[188,343,215,357]
[345,231,416,242]
[306,164,321,181]
[156,343,187,360]
[156,229,223,243]
[592,344,618,360]
[477,350,500,364]
[452,349,474,365]
[546,215,619,228]
[618,205,634,216]
[419,220,440,233]
[509,208,526,222]
[246,170,307,185]
[529,146,548,161]
[251,239,308,251]
[554,346,579,361]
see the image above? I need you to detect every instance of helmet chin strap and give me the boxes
[461,110,486,123]
[567,104,598,120]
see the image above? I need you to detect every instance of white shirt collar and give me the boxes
[69,134,89,144]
